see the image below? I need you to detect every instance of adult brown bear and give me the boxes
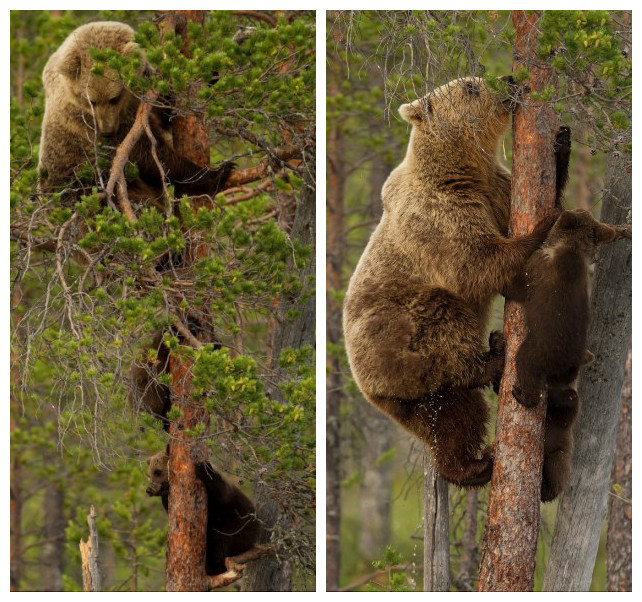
[343,76,570,488]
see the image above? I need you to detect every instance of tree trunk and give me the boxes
[326,17,345,591]
[423,452,450,592]
[42,479,65,591]
[606,347,632,592]
[478,10,558,592]
[359,401,393,559]
[161,10,210,592]
[243,150,316,592]
[457,490,479,590]
[10,420,21,592]
[542,151,632,592]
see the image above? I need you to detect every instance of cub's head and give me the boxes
[146,451,169,497]
[547,209,631,259]
[56,22,145,137]
[399,76,514,151]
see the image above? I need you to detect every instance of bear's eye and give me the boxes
[465,82,480,96]
[109,94,121,105]
[153,470,162,477]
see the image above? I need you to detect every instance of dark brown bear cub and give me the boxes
[146,451,259,575]
[510,209,631,501]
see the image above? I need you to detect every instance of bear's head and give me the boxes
[146,451,169,497]
[546,209,631,260]
[56,22,146,137]
[399,76,514,153]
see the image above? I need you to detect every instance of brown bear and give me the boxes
[129,332,171,431]
[38,21,233,198]
[508,209,631,500]
[343,76,570,488]
[146,450,260,576]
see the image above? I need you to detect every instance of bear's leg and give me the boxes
[376,388,492,487]
[541,385,579,501]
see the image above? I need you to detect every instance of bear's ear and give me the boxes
[556,211,580,230]
[119,41,139,56]
[594,223,617,245]
[399,100,423,125]
[57,47,82,79]
[146,456,152,466]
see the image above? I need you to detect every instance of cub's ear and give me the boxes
[146,456,152,466]
[556,210,580,230]
[57,46,81,79]
[399,100,424,124]
[594,223,618,245]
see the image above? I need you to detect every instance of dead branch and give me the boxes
[232,10,277,27]
[225,145,302,188]
[206,544,274,590]
[105,94,160,223]
[79,506,101,592]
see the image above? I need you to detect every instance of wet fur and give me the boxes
[511,209,631,500]
[38,21,233,199]
[146,451,260,576]
[344,77,570,488]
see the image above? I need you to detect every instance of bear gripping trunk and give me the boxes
[477,11,559,591]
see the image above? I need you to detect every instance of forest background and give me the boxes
[10,9,315,592]
[326,10,631,592]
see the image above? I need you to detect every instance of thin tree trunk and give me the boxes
[243,150,316,592]
[359,401,393,558]
[457,490,479,590]
[326,16,345,590]
[606,347,632,592]
[478,10,558,592]
[161,10,210,592]
[10,418,21,592]
[423,452,450,592]
[543,151,632,592]
[42,479,65,591]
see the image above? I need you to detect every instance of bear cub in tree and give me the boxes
[146,450,260,576]
[509,209,631,501]
[38,21,233,199]
[343,76,570,488]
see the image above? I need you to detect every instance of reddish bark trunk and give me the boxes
[326,19,345,589]
[477,10,558,592]
[161,10,211,592]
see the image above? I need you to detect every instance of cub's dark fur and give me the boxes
[510,209,631,501]
[343,77,570,488]
[146,450,259,576]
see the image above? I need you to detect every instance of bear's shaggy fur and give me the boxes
[38,21,232,198]
[146,450,260,576]
[343,76,569,487]
[510,209,631,500]
[129,332,171,431]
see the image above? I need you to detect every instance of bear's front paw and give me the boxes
[488,330,505,357]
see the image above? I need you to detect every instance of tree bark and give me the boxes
[243,150,316,592]
[542,151,632,592]
[457,490,479,590]
[161,10,211,592]
[423,452,450,592]
[606,347,632,592]
[42,479,65,591]
[478,10,558,592]
[326,15,345,591]
[359,401,393,559]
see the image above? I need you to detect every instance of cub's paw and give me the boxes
[512,384,539,408]
[488,330,505,357]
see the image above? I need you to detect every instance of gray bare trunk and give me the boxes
[423,452,450,592]
[243,153,315,592]
[606,348,632,592]
[359,400,393,558]
[543,152,632,591]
